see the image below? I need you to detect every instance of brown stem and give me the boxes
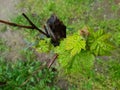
[0,13,49,37]
[44,24,56,41]
[47,53,58,68]
[22,13,48,37]
[0,20,34,29]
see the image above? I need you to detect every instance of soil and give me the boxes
[0,0,19,20]
[0,0,24,61]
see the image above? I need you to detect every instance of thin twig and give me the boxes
[47,53,58,68]
[0,13,48,37]
[44,25,49,36]
[44,24,56,41]
[22,13,48,37]
[0,20,34,29]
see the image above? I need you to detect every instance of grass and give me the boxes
[0,0,120,89]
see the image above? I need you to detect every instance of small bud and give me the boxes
[80,27,89,38]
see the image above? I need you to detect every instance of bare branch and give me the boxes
[22,13,48,37]
[0,20,34,29]
[47,53,58,68]
[0,13,48,37]
[44,24,56,41]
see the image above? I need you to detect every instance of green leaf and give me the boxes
[67,51,95,75]
[34,38,53,53]
[65,34,86,56]
[88,29,114,56]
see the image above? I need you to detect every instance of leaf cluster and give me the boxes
[87,29,114,56]
[33,38,53,53]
